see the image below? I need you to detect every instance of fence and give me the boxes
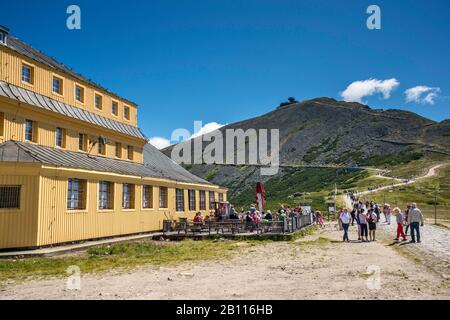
[163,214,313,236]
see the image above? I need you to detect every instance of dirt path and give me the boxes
[357,163,447,196]
[1,224,448,300]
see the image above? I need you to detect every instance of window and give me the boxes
[122,183,135,209]
[219,193,224,202]
[0,112,4,137]
[112,101,118,116]
[99,181,114,210]
[176,189,184,212]
[25,119,36,142]
[124,106,130,120]
[79,133,87,151]
[52,76,63,95]
[0,186,21,209]
[0,33,4,44]
[75,85,84,103]
[127,145,134,160]
[21,63,34,84]
[159,186,168,208]
[55,127,66,148]
[142,185,153,209]
[94,94,103,110]
[67,178,87,210]
[115,142,122,158]
[98,137,106,155]
[209,191,215,209]
[188,190,196,211]
[199,191,206,210]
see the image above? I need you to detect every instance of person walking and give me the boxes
[350,208,356,226]
[356,209,362,241]
[374,203,381,222]
[336,208,343,231]
[367,208,378,242]
[383,204,392,225]
[393,207,406,241]
[408,203,424,243]
[340,209,351,242]
[358,209,368,242]
[404,204,411,236]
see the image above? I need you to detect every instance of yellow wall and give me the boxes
[35,167,226,247]
[0,46,138,127]
[0,99,144,163]
[0,163,227,249]
[0,164,40,249]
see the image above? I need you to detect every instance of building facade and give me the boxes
[0,26,226,250]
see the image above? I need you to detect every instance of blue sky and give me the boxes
[1,0,449,147]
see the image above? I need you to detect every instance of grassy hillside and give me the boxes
[230,168,369,211]
[357,164,450,221]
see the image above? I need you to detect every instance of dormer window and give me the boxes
[94,93,103,110]
[22,63,34,85]
[0,25,8,45]
[75,84,85,103]
[124,105,130,120]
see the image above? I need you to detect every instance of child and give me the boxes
[394,207,406,241]
[316,211,324,228]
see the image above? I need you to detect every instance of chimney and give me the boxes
[0,25,9,45]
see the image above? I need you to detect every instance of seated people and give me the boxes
[193,212,203,223]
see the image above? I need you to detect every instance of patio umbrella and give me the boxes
[256,182,265,213]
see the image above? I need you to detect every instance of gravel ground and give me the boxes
[1,223,448,300]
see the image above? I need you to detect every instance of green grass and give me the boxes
[0,239,242,283]
[204,165,220,181]
[357,164,450,220]
[230,168,369,211]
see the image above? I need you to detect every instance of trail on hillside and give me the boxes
[355,163,447,197]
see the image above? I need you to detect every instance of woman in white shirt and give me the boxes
[340,209,351,242]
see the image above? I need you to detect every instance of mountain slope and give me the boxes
[163,98,450,206]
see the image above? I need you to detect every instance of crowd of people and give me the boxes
[192,203,311,230]
[334,194,425,243]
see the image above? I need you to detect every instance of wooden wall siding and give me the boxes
[0,169,40,249]
[0,103,144,163]
[0,48,137,127]
[35,171,226,247]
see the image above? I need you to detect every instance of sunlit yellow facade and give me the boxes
[0,28,226,250]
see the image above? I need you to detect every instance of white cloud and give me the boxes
[340,78,400,103]
[405,86,441,105]
[148,121,225,150]
[190,122,225,139]
[149,136,171,150]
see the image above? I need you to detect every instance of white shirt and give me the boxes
[340,212,351,224]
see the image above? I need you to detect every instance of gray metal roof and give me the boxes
[0,140,211,185]
[0,81,146,140]
[4,35,137,106]
[143,143,211,185]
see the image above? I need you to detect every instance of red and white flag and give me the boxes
[256,182,265,213]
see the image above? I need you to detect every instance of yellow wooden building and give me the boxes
[0,26,227,250]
